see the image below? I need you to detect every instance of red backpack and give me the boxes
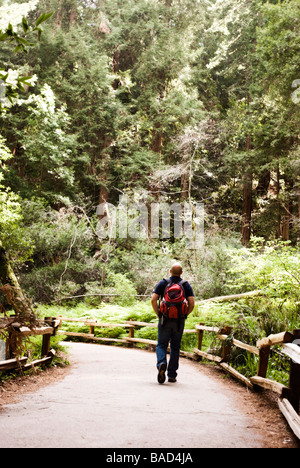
[160,279,188,319]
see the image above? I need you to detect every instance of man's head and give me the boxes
[170,262,183,277]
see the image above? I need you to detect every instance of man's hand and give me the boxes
[187,296,195,316]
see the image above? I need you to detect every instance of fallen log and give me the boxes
[197,290,262,305]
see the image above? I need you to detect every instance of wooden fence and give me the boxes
[56,316,197,359]
[0,317,60,373]
[56,316,300,441]
[194,324,300,440]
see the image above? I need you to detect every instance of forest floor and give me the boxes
[0,342,299,448]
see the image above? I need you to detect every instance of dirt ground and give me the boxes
[0,344,299,449]
[0,363,70,406]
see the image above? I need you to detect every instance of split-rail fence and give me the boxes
[0,316,60,373]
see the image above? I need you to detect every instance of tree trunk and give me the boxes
[241,171,253,246]
[0,240,24,297]
[282,195,291,241]
[282,174,294,241]
[241,134,253,246]
[0,239,28,318]
[276,164,281,238]
[181,171,188,201]
[282,211,290,241]
[150,123,163,201]
[98,135,112,205]
[151,127,163,155]
[256,170,270,197]
[0,241,37,349]
[69,5,77,24]
[112,46,120,90]
[99,184,109,205]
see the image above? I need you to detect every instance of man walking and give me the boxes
[151,262,195,384]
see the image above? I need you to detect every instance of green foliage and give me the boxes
[256,0,300,99]
[0,137,21,234]
[0,7,53,51]
[16,201,97,301]
[18,84,77,202]
[227,239,300,300]
[106,273,138,307]
[0,137,33,261]
[0,2,53,112]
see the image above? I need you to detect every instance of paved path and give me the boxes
[0,342,264,448]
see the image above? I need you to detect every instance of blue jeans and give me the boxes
[156,317,185,379]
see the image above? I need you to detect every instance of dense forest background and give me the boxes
[0,0,300,306]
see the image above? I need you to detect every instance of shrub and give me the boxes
[107,273,138,307]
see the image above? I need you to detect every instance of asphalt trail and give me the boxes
[0,342,263,448]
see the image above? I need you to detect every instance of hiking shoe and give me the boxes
[168,377,177,383]
[157,363,167,384]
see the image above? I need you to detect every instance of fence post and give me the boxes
[6,315,16,358]
[41,317,53,357]
[127,320,135,348]
[129,321,135,340]
[288,329,300,412]
[220,326,233,362]
[88,317,95,336]
[257,346,270,378]
[7,332,17,359]
[196,323,204,360]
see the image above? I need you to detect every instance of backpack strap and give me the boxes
[178,279,187,297]
[162,278,172,296]
[178,279,187,285]
[177,280,188,329]
[163,278,172,284]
